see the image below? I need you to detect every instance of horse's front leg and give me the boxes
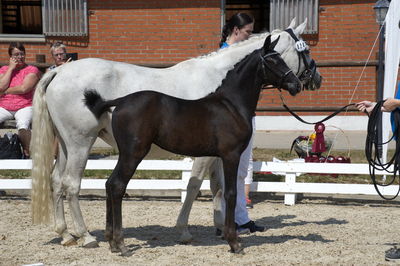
[222,155,243,254]
[176,156,216,243]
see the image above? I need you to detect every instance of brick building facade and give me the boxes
[0,0,390,116]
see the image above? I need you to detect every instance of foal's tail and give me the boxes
[31,70,58,224]
[83,90,115,118]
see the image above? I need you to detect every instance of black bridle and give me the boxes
[260,51,293,90]
[284,28,317,88]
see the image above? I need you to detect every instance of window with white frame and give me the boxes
[270,0,319,34]
[224,0,319,34]
[0,0,87,36]
[225,0,270,33]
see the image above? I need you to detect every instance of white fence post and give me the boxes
[284,172,297,205]
[181,170,191,203]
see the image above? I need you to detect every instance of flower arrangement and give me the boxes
[291,133,332,158]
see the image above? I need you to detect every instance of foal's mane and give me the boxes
[206,48,261,96]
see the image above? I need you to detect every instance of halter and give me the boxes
[260,51,293,90]
[284,28,317,88]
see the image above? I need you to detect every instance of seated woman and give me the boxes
[0,42,41,158]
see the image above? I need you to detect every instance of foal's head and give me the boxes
[260,35,302,96]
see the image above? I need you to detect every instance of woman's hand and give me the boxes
[9,57,18,70]
[356,98,400,114]
[382,98,400,112]
[355,101,376,114]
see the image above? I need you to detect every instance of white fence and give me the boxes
[0,159,398,205]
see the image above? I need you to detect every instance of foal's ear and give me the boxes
[268,35,280,51]
[263,35,280,52]
[263,34,272,50]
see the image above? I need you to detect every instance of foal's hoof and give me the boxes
[230,244,244,254]
[109,241,120,253]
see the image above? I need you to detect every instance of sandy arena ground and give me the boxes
[1,195,400,265]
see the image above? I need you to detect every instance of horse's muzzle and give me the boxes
[286,81,302,96]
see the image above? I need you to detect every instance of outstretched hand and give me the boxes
[356,98,400,114]
[355,101,376,114]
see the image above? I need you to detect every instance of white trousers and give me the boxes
[233,116,255,225]
[0,106,32,130]
[190,117,255,226]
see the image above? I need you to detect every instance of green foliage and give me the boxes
[0,170,30,179]
[83,170,182,179]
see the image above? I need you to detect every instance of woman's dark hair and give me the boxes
[8,42,25,56]
[219,13,254,48]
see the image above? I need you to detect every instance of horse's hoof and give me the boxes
[110,246,120,253]
[120,247,133,257]
[178,231,193,244]
[83,240,99,248]
[61,238,78,247]
[178,236,193,244]
[120,250,133,257]
[78,235,99,248]
[61,235,77,246]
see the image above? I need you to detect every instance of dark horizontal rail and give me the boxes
[256,106,359,112]
[316,61,378,67]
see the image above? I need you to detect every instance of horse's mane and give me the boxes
[194,31,271,60]
[270,29,283,34]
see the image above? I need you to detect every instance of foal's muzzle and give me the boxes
[285,81,302,96]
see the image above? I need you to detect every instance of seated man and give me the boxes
[48,41,70,71]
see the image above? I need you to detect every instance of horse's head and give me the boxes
[260,35,302,96]
[272,18,323,91]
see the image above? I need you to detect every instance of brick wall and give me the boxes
[0,0,392,116]
[0,0,221,65]
[258,0,381,115]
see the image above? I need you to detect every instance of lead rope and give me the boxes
[277,25,400,199]
[277,23,383,161]
[365,101,400,200]
[278,91,356,125]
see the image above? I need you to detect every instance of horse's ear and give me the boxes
[294,18,308,36]
[287,17,296,29]
[269,35,280,51]
[263,34,272,50]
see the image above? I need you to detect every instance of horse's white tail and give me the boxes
[31,70,57,224]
